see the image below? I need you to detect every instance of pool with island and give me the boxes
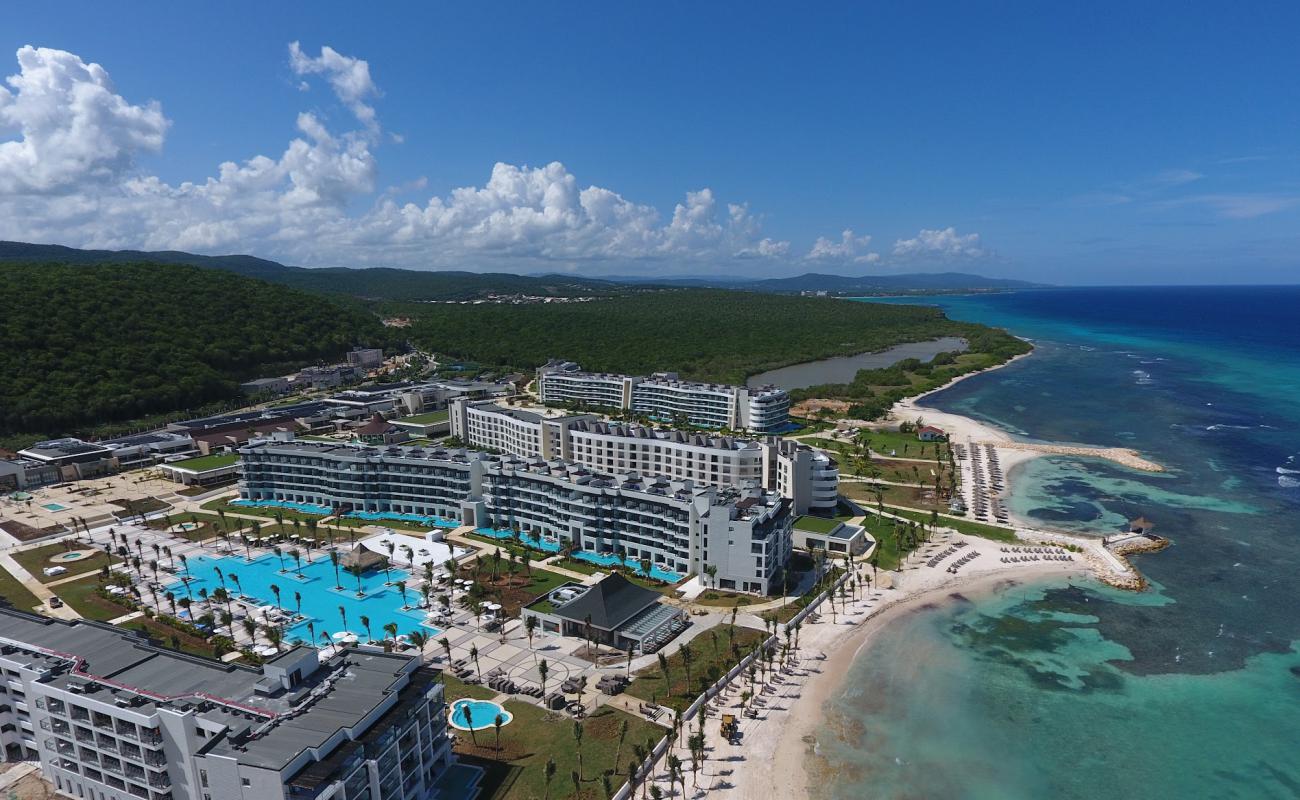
[448,699,511,731]
[168,551,438,646]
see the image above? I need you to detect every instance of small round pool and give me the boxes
[448,699,511,731]
[51,550,95,563]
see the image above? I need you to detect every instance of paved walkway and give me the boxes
[0,551,79,619]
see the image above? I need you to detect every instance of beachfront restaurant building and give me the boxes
[521,574,688,653]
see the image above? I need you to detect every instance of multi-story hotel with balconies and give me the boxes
[449,400,837,515]
[0,608,465,800]
[535,360,791,433]
[238,436,793,595]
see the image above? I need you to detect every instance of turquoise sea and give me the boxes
[819,288,1300,800]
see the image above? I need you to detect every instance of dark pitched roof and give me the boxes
[551,573,663,631]
[355,413,396,435]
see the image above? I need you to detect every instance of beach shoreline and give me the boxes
[708,346,1163,800]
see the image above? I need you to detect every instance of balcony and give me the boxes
[148,771,171,790]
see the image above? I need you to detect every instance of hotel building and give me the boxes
[0,609,465,800]
[238,437,793,595]
[535,360,791,433]
[448,399,838,515]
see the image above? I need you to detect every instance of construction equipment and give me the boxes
[720,713,739,744]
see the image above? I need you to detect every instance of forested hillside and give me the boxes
[398,289,1010,384]
[0,242,625,301]
[0,262,389,438]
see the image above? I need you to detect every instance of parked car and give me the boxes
[48,596,64,608]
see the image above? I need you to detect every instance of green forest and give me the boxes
[397,289,1004,385]
[0,262,390,440]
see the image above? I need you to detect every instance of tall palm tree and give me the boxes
[338,606,349,633]
[525,616,538,660]
[542,758,556,800]
[463,703,477,746]
[470,644,481,681]
[538,658,549,697]
[360,615,372,643]
[288,548,302,576]
[395,580,408,609]
[383,622,398,647]
[408,630,429,657]
[274,546,285,572]
[439,637,452,665]
[242,618,257,643]
[681,644,695,694]
[329,551,343,589]
[493,714,504,752]
[293,591,302,617]
[263,624,283,653]
[270,584,282,611]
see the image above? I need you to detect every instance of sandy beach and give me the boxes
[645,528,1089,800]
[655,348,1161,800]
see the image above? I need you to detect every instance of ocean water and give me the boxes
[818,288,1300,800]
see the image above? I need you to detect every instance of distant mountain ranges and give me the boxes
[0,240,1042,302]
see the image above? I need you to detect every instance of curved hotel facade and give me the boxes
[239,436,793,596]
[536,360,791,433]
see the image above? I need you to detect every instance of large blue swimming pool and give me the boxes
[168,552,436,646]
[473,527,683,582]
[232,499,334,516]
[348,510,461,528]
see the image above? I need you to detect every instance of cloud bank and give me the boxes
[0,44,983,274]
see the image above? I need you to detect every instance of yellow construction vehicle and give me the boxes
[720,713,739,744]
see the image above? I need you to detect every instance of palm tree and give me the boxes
[383,622,399,647]
[408,630,429,657]
[395,580,408,609]
[439,637,453,665]
[493,713,504,752]
[542,758,556,800]
[242,618,257,643]
[463,703,477,746]
[360,615,372,644]
[614,718,629,779]
[270,584,282,611]
[470,644,481,681]
[274,546,285,572]
[338,606,348,633]
[263,624,283,652]
[658,652,670,693]
[329,551,343,589]
[570,771,580,798]
[288,548,302,576]
[293,591,302,617]
[538,658,549,697]
[524,615,538,660]
[626,642,636,678]
[681,644,695,694]
[307,621,316,645]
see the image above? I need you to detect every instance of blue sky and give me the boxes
[2,2,1298,283]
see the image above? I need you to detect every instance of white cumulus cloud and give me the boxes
[892,227,986,260]
[805,228,878,263]
[5,43,998,276]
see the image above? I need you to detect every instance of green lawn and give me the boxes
[168,452,239,472]
[440,672,497,702]
[54,574,135,622]
[887,506,1017,542]
[460,564,573,617]
[0,564,43,611]
[201,497,329,523]
[692,590,760,608]
[12,543,110,583]
[626,624,766,711]
[398,409,450,424]
[858,428,950,460]
[459,701,664,800]
[145,511,225,543]
[793,515,840,534]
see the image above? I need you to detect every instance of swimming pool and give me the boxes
[168,552,436,646]
[41,503,69,512]
[448,699,512,731]
[475,527,562,553]
[474,528,682,582]
[348,510,461,528]
[232,499,334,515]
[571,551,683,583]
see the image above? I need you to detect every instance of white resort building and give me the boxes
[449,399,838,516]
[535,360,791,433]
[238,436,795,595]
[0,609,467,800]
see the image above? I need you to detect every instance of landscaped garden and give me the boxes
[456,700,663,800]
[12,542,109,583]
[625,623,767,712]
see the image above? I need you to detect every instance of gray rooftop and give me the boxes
[0,609,419,772]
[551,573,663,631]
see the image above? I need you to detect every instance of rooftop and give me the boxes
[550,573,664,631]
[0,609,420,771]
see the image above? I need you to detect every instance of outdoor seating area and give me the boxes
[1000,546,1075,563]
